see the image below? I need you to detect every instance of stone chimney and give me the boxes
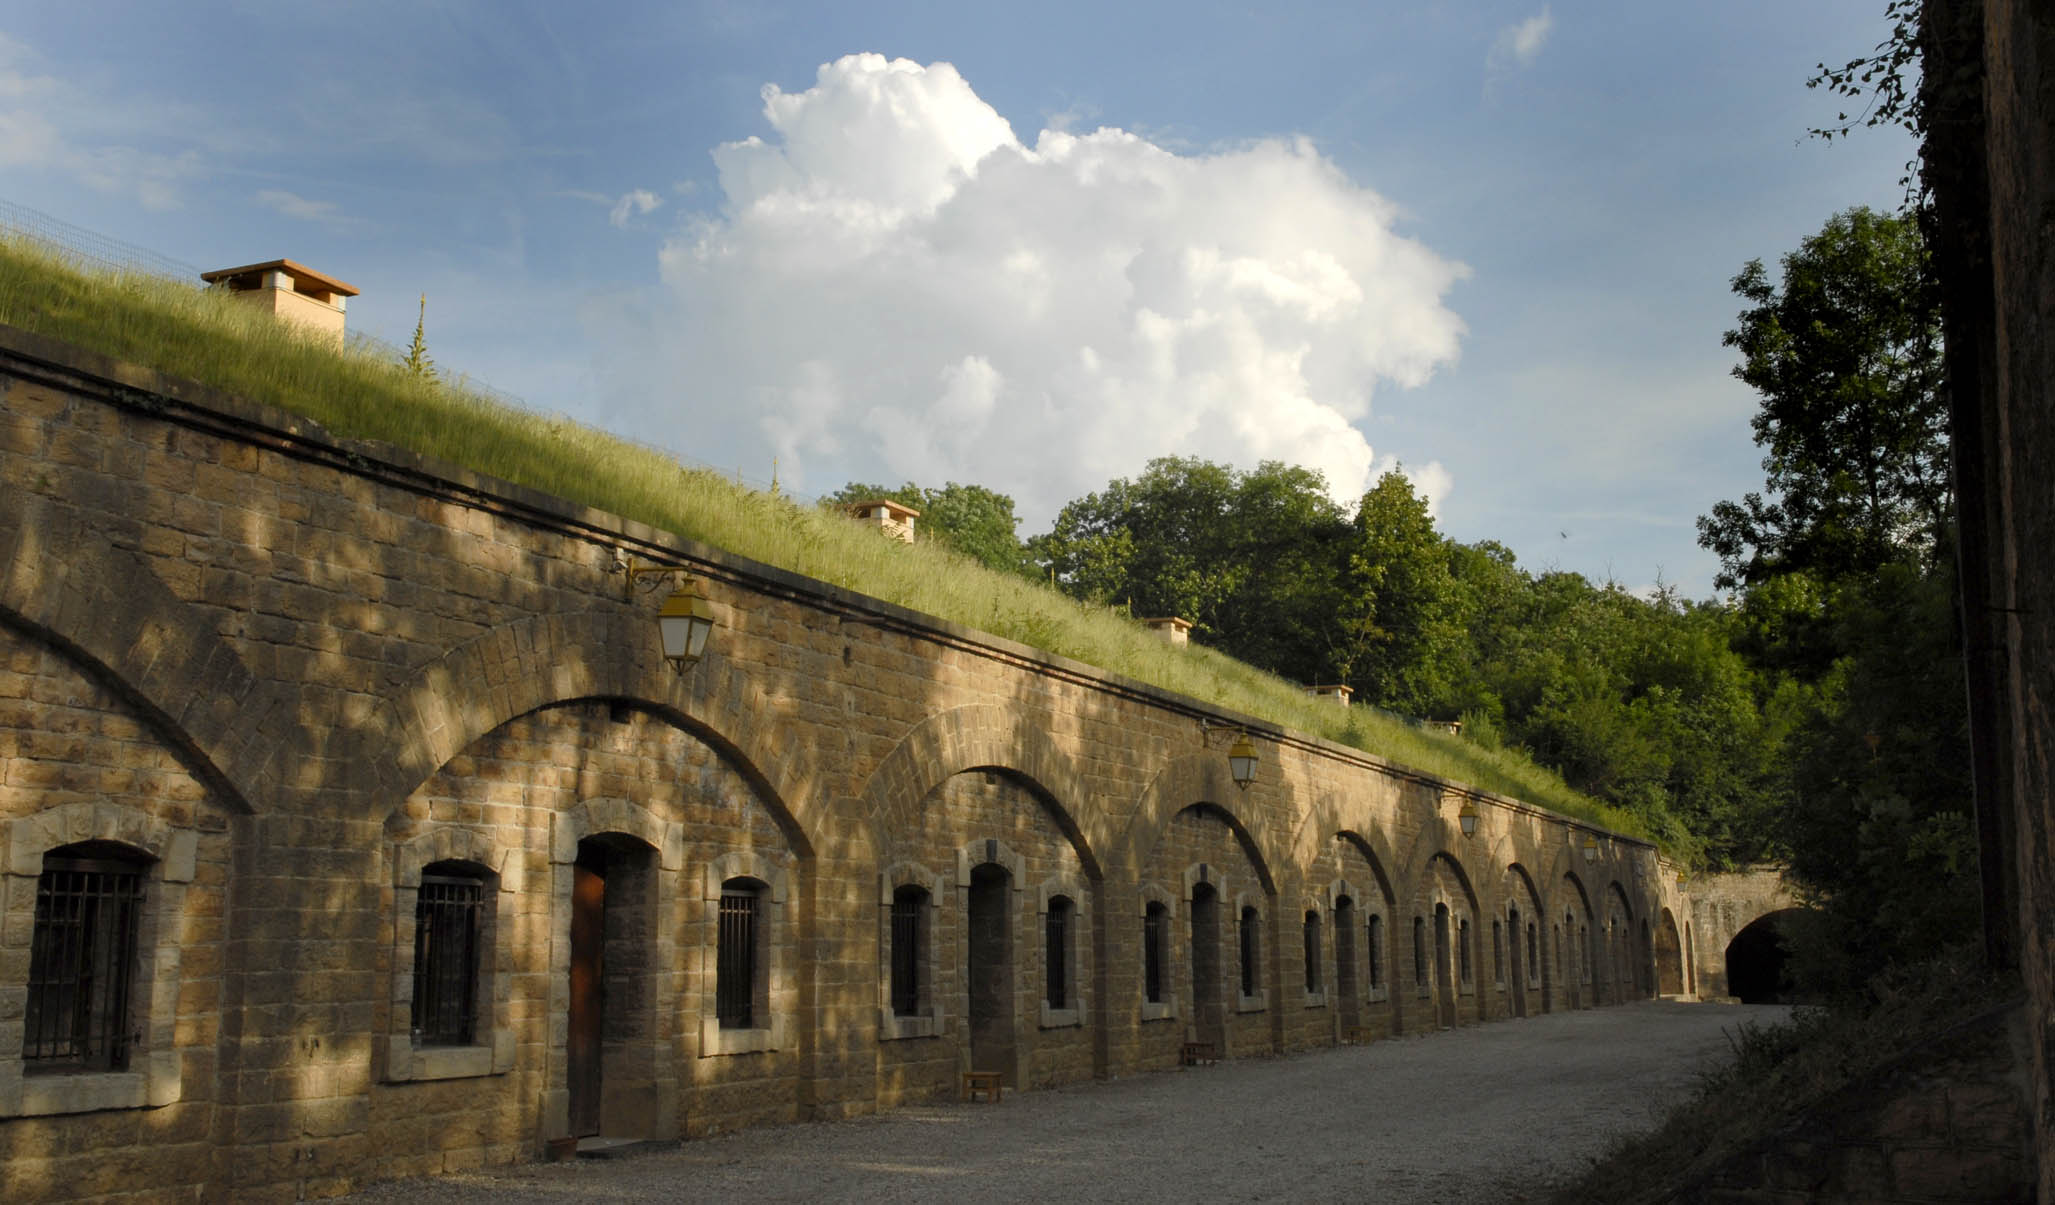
[1306,684,1353,706]
[200,259,358,349]
[847,499,919,543]
[1140,617,1192,647]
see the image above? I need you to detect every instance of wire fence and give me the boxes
[0,199,203,283]
[0,195,794,498]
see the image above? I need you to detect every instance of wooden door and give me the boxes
[568,859,605,1136]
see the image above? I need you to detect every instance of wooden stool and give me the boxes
[1180,1041,1216,1066]
[961,1070,1003,1102]
[1343,1026,1377,1045]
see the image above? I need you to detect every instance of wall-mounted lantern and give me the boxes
[621,560,716,672]
[1581,833,1599,863]
[1227,732,1258,791]
[1457,800,1479,838]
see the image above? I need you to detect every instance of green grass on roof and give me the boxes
[0,234,1658,844]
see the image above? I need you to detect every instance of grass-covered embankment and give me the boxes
[1550,952,2021,1202]
[0,235,1655,841]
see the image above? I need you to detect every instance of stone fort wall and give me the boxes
[0,324,1710,1200]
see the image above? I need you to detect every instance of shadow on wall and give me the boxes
[1725,909,1799,1004]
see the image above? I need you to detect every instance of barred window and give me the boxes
[1143,901,1167,1004]
[1493,920,1505,984]
[412,863,485,1046]
[890,885,926,1017]
[1302,910,1322,993]
[24,843,146,1072]
[1459,918,1472,983]
[1045,896,1074,1010]
[1527,922,1540,985]
[1413,917,1427,982]
[1238,906,1260,998]
[1367,914,1384,989]
[718,884,762,1029]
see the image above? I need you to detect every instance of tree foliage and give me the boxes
[1698,208,1948,590]
[822,480,1033,576]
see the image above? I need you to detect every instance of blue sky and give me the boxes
[2,2,1914,597]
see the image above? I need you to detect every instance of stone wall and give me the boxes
[0,324,1739,1200]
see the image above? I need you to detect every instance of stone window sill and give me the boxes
[1235,994,1266,1014]
[700,1019,780,1056]
[8,1068,148,1117]
[879,1009,940,1040]
[1038,1004,1083,1029]
[1302,991,1326,1008]
[1366,987,1389,1003]
[1140,1001,1176,1022]
[385,1032,513,1082]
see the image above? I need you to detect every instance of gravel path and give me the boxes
[343,1001,1788,1204]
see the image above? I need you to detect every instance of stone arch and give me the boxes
[858,703,1101,881]
[361,610,814,856]
[553,796,680,872]
[1502,862,1547,1011]
[1116,753,1284,894]
[1392,812,1482,910]
[1334,830,1400,906]
[0,514,270,814]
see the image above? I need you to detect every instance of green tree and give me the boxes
[1697,208,1948,589]
[1338,470,1458,717]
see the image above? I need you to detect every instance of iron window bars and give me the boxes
[717,890,759,1028]
[412,872,484,1046]
[24,853,144,1071]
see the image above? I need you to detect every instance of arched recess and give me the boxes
[1554,870,1596,1008]
[1604,881,1636,1002]
[0,506,271,815]
[1403,850,1481,1027]
[1501,863,1547,1014]
[857,703,1102,881]
[359,610,814,857]
[1113,752,1285,894]
[1652,908,1685,995]
[1726,909,1800,1004]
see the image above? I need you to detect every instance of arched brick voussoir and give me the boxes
[1109,753,1285,894]
[856,703,1103,881]
[0,493,266,814]
[1393,817,1484,912]
[1293,788,1402,889]
[357,610,819,856]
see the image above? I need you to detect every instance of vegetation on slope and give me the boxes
[0,235,1645,837]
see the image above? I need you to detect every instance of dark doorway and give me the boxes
[967,863,1014,1080]
[1189,883,1224,1051]
[568,848,606,1137]
[1726,911,1796,1003]
[1433,903,1455,1029]
[568,835,656,1139]
[1333,897,1358,1032]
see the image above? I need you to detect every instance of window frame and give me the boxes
[1138,885,1177,1022]
[2,806,195,1119]
[1037,880,1085,1029]
[878,865,944,1040]
[385,827,517,1084]
[1235,900,1265,1012]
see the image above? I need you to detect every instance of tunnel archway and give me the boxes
[1725,909,1800,1003]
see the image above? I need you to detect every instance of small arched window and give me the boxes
[1045,895,1075,1010]
[1412,916,1428,983]
[1143,901,1168,1005]
[413,859,489,1047]
[1367,914,1385,989]
[890,885,928,1016]
[1238,906,1261,998]
[1458,917,1473,983]
[1302,910,1322,994]
[718,877,768,1029]
[25,842,150,1071]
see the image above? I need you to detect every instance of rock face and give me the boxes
[0,326,1750,1200]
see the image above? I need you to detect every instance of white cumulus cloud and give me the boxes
[624,53,1467,525]
[1489,9,1555,71]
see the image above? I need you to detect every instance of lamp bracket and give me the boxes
[619,558,691,599]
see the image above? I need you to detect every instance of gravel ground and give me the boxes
[342,1000,1789,1204]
